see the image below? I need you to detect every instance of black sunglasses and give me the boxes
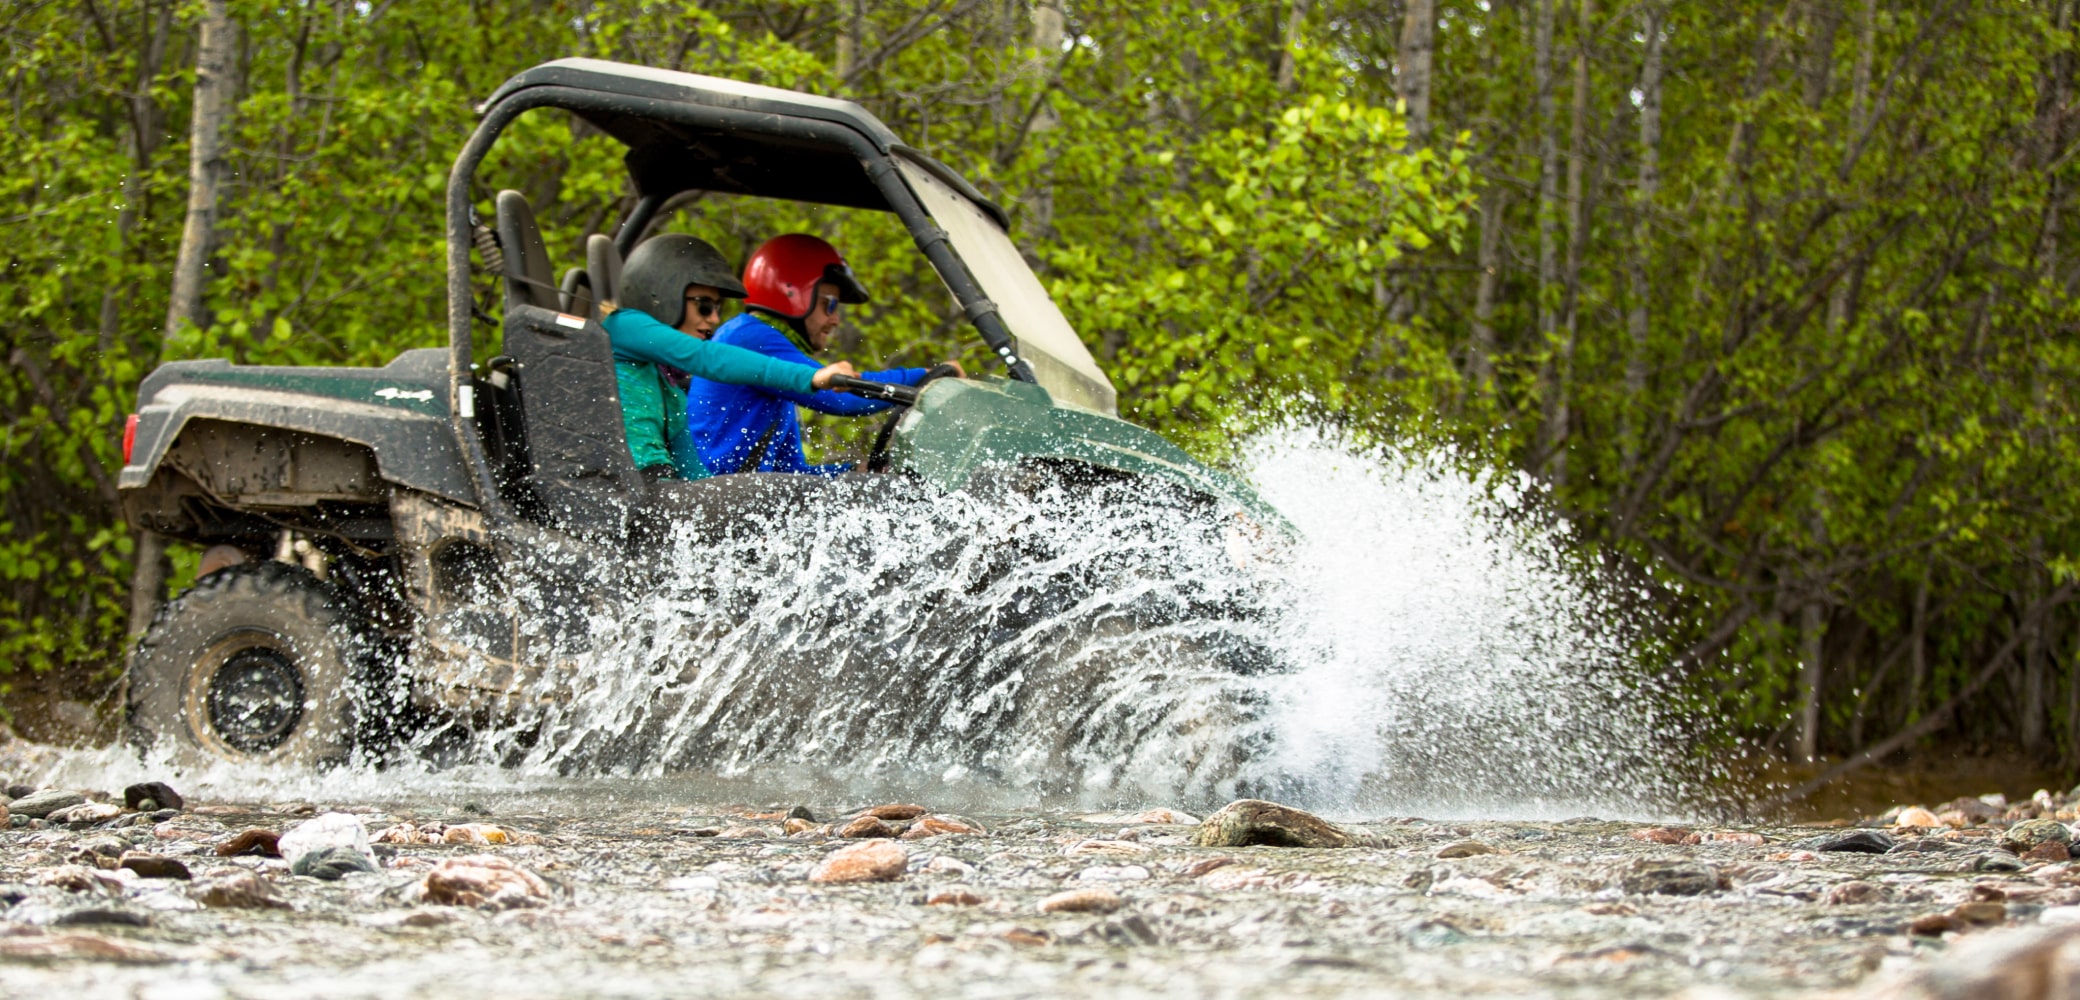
[685,294,724,319]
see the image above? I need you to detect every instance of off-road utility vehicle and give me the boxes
[119,59,1280,768]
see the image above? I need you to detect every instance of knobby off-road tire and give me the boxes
[128,561,368,768]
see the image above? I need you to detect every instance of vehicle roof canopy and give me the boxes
[485,59,1002,221]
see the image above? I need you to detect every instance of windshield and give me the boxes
[896,160,1118,415]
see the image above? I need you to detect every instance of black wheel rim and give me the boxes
[205,645,306,753]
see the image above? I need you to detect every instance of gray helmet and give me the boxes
[618,234,747,327]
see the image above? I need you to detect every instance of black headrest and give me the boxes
[496,190,557,312]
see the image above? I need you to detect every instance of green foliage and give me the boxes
[6,0,2080,766]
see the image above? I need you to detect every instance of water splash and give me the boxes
[34,421,1704,819]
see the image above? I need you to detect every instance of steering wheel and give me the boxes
[866,363,962,472]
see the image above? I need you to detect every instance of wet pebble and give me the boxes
[1076,864,1150,882]
[117,852,191,880]
[862,803,928,821]
[1065,838,1150,858]
[0,931,167,963]
[1797,829,1896,854]
[189,870,292,910]
[218,828,283,856]
[122,781,184,813]
[837,815,895,838]
[927,889,983,906]
[1193,799,1364,849]
[1628,827,1691,845]
[9,789,84,819]
[1826,881,1890,905]
[293,845,378,880]
[1620,860,1721,896]
[419,855,551,908]
[1437,840,1499,859]
[1038,886,1123,914]
[808,839,908,884]
[49,801,123,827]
[2002,818,2072,853]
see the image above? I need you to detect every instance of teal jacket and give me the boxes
[603,308,819,479]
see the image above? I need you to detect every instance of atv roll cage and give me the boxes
[445,58,1112,519]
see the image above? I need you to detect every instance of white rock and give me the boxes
[923,855,977,877]
[666,875,720,892]
[1077,864,1151,882]
[276,812,374,867]
[2039,906,2080,926]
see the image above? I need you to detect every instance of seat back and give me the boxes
[499,303,645,537]
[495,190,558,313]
[586,234,624,312]
[559,267,593,318]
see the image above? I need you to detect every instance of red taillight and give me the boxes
[123,414,139,464]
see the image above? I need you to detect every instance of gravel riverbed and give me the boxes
[2,769,2078,999]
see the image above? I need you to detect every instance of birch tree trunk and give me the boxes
[1549,0,1594,487]
[135,0,240,644]
[1621,2,1663,474]
[162,0,239,348]
[1386,0,1436,328]
[1533,0,1563,481]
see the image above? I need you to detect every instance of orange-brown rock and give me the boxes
[420,855,551,908]
[837,815,895,838]
[783,817,819,835]
[1951,901,2007,925]
[865,803,928,821]
[1122,808,1199,825]
[1894,806,1942,829]
[1038,887,1123,914]
[1909,912,1962,936]
[215,828,281,857]
[1629,827,1692,845]
[0,932,167,963]
[1825,881,1889,905]
[926,889,984,906]
[808,839,908,884]
[898,815,985,840]
[2026,840,2072,862]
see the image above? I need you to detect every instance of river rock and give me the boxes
[153,814,227,841]
[837,815,895,838]
[1065,838,1151,857]
[1953,901,2009,926]
[927,889,984,906]
[1978,853,2027,873]
[1796,829,1895,854]
[1437,840,1499,859]
[1827,881,1891,905]
[1038,887,1123,914]
[0,932,168,963]
[276,812,374,868]
[9,789,84,818]
[1123,808,1199,825]
[117,853,191,880]
[442,822,520,845]
[1193,799,1361,849]
[1895,806,1943,829]
[809,840,908,884]
[189,870,291,910]
[122,782,184,813]
[216,828,282,856]
[50,801,123,827]
[2002,819,2073,853]
[420,855,551,908]
[1621,860,1721,896]
[37,865,122,895]
[863,803,928,821]
[900,814,985,839]
[292,845,378,880]
[1939,797,2002,822]
[1629,827,1691,844]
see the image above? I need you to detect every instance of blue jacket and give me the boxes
[602,308,819,479]
[686,312,927,476]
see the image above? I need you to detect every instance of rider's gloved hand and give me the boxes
[811,361,859,390]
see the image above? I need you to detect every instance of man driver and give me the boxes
[685,234,961,476]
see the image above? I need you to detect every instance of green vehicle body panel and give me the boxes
[885,376,1285,528]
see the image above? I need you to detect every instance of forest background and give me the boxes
[4,0,2079,793]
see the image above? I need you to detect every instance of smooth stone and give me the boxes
[51,907,150,928]
[50,802,124,827]
[216,829,283,857]
[188,871,291,910]
[1825,881,1890,905]
[1976,853,2026,873]
[1437,840,1499,859]
[1894,806,1943,828]
[808,840,908,884]
[419,855,551,908]
[1038,887,1123,914]
[117,853,191,880]
[836,815,895,838]
[122,782,185,813]
[1621,860,1720,896]
[292,845,378,880]
[9,790,85,819]
[1193,799,1367,849]
[2001,818,2072,852]
[1796,829,1895,854]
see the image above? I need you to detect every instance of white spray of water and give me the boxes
[31,422,1698,819]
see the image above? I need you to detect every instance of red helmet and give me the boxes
[741,234,870,319]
